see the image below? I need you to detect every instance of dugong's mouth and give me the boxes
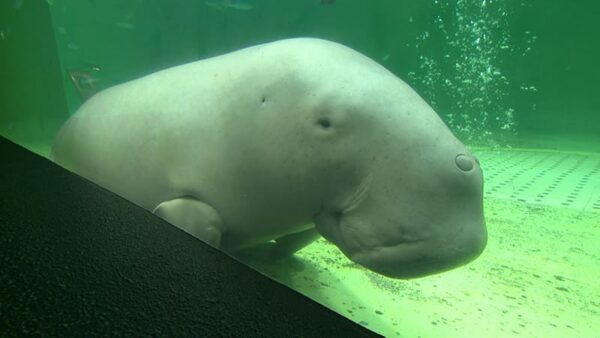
[346,228,487,279]
[325,216,486,279]
[316,213,433,278]
[350,241,459,279]
[315,206,486,279]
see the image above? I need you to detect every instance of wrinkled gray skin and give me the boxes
[53,38,486,279]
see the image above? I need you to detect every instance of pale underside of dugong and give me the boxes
[52,38,487,279]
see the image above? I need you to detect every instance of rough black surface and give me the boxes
[0,137,379,337]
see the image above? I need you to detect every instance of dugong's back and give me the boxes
[52,56,230,209]
[52,38,377,210]
[53,82,167,209]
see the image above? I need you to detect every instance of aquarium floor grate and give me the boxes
[476,148,600,213]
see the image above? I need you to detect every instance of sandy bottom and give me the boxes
[240,198,600,337]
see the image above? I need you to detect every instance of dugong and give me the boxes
[52,38,486,279]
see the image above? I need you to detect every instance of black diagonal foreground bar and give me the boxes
[0,137,379,337]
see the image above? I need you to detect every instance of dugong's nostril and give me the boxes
[455,154,474,172]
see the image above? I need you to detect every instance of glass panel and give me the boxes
[2,1,598,337]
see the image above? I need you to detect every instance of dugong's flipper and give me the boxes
[153,197,225,248]
[235,228,321,261]
[270,228,321,257]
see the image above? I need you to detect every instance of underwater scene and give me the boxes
[1,1,599,337]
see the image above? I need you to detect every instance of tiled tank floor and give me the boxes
[475,148,600,214]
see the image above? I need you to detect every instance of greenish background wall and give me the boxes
[49,0,599,136]
[0,0,67,149]
[1,0,598,151]
[507,0,600,133]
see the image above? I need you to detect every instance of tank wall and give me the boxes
[46,1,430,116]
[48,0,600,138]
[506,0,600,133]
[0,0,67,147]
[1,1,598,149]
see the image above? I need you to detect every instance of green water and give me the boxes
[1,1,599,337]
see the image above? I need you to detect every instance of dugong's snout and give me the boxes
[370,151,486,279]
[316,150,487,279]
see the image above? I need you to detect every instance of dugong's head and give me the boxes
[255,39,487,279]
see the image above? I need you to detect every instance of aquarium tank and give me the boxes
[1,0,598,337]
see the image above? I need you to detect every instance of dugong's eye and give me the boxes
[316,118,332,129]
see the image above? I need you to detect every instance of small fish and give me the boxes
[204,0,253,11]
[68,67,102,100]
